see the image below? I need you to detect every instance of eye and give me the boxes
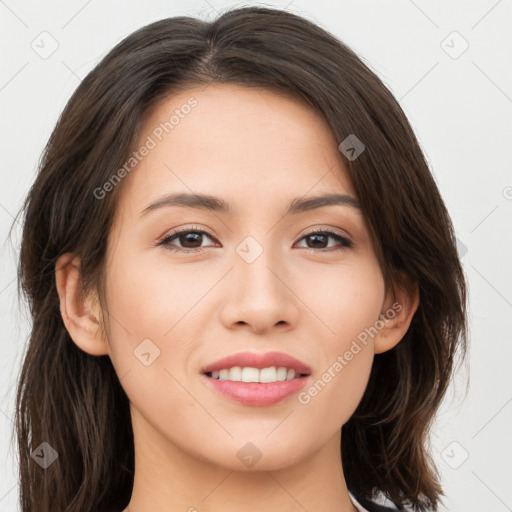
[155,227,353,253]
[156,225,218,253]
[294,229,353,252]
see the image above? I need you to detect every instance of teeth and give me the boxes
[210,366,301,383]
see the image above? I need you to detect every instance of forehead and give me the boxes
[116,84,357,218]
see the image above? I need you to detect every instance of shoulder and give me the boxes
[350,490,408,512]
[358,501,403,512]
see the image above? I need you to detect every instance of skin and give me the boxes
[55,84,419,512]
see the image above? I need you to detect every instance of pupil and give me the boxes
[309,234,326,248]
[178,232,328,249]
[181,232,201,248]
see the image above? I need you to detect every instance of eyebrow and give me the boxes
[139,192,361,217]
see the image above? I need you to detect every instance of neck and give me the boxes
[123,406,358,512]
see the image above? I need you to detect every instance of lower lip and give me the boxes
[200,373,310,406]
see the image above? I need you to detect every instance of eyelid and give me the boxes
[158,224,351,240]
[300,226,350,239]
[156,224,217,245]
[295,227,353,250]
[155,224,354,254]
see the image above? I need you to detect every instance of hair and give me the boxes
[10,6,468,512]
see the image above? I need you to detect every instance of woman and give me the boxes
[12,6,468,512]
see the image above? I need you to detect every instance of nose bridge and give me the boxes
[219,232,298,332]
[235,233,285,301]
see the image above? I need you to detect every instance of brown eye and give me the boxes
[157,227,218,253]
[172,231,205,249]
[156,227,353,254]
[295,230,353,252]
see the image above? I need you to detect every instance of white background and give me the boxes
[0,1,511,511]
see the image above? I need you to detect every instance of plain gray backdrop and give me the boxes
[1,1,511,511]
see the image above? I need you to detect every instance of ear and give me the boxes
[374,270,420,354]
[55,252,109,356]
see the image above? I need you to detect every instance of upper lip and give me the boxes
[201,351,311,375]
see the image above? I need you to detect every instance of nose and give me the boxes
[219,248,300,335]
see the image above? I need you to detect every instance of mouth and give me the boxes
[201,350,312,380]
[203,367,310,383]
[200,370,311,406]
[199,351,312,405]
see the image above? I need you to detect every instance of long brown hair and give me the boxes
[11,6,468,512]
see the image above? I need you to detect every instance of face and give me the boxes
[101,84,388,471]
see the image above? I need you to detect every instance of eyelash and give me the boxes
[155,225,353,253]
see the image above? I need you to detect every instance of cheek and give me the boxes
[297,257,384,344]
[295,262,383,428]
[298,337,374,435]
[102,252,202,425]
[105,247,210,337]
[103,246,218,389]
